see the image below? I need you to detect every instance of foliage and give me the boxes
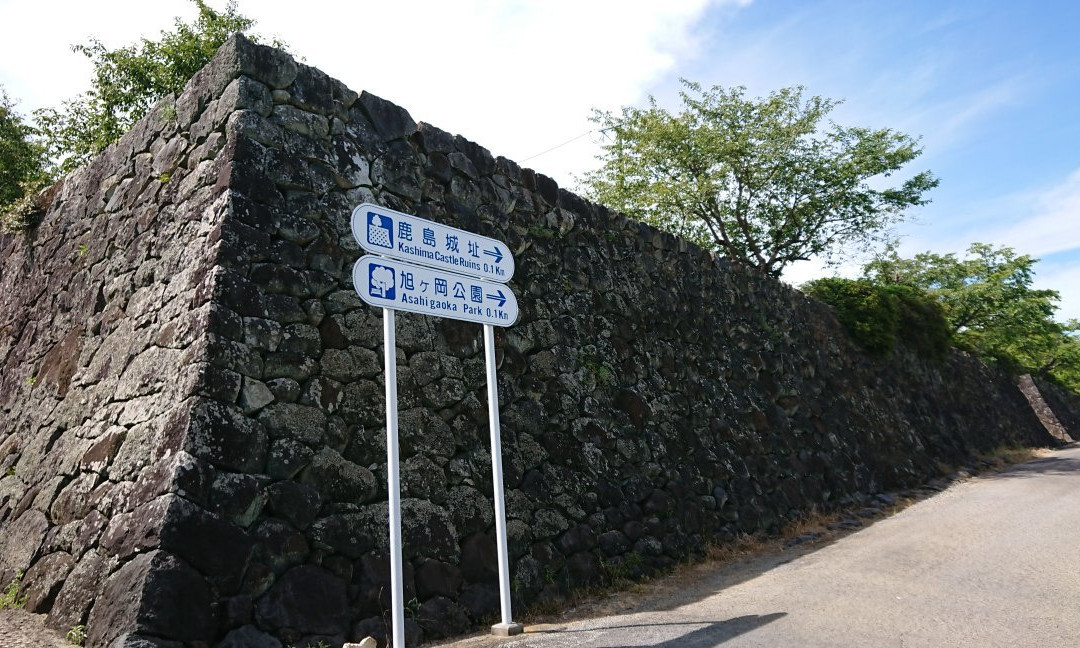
[0,570,28,609]
[66,625,88,646]
[581,80,938,276]
[864,242,1080,390]
[1,88,52,230]
[803,278,951,359]
[34,0,272,173]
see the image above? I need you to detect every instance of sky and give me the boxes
[1,0,1078,319]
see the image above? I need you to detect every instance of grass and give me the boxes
[0,571,28,609]
[977,444,1049,467]
[66,625,87,646]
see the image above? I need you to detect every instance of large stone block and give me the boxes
[86,550,216,646]
[253,564,348,635]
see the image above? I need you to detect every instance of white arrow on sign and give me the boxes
[351,203,515,283]
[353,255,519,327]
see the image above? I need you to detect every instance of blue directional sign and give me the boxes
[351,203,514,283]
[353,255,519,327]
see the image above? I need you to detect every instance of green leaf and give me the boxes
[580,81,937,276]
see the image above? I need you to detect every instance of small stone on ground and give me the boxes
[0,609,72,648]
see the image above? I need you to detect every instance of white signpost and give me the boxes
[352,256,518,327]
[351,204,524,646]
[352,203,515,282]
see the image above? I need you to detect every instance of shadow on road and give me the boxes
[532,613,787,647]
[653,613,787,646]
[983,447,1080,480]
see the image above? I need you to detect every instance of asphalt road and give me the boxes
[435,446,1080,648]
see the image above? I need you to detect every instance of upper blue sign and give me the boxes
[351,203,515,283]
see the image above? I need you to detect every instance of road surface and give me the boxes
[436,446,1080,648]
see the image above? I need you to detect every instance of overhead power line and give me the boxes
[518,124,620,164]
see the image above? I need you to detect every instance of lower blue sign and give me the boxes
[353,255,519,327]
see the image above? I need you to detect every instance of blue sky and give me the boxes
[2,0,1077,318]
[681,1,1080,319]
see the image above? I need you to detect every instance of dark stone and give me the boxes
[566,551,601,585]
[511,555,544,600]
[643,489,673,516]
[301,447,377,503]
[355,554,416,615]
[393,499,458,561]
[598,530,632,557]
[318,316,347,349]
[217,624,282,648]
[458,583,499,621]
[622,520,645,542]
[86,550,215,646]
[101,494,254,594]
[183,399,268,473]
[254,564,348,635]
[46,548,116,631]
[0,510,48,576]
[81,429,127,472]
[22,551,74,613]
[231,34,299,89]
[557,524,597,556]
[417,596,470,639]
[220,594,254,629]
[415,559,463,600]
[534,172,559,205]
[267,438,315,479]
[252,519,308,571]
[266,481,321,529]
[615,389,652,430]
[460,533,497,584]
[209,472,266,527]
[307,513,374,559]
[358,91,417,141]
[106,635,184,648]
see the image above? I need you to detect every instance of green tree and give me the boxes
[864,242,1080,390]
[34,0,266,173]
[863,242,1057,337]
[0,88,51,231]
[581,81,938,277]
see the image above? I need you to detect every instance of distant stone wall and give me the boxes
[0,35,1059,648]
[1019,375,1074,442]
[1031,375,1080,440]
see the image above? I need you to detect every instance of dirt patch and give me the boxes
[0,609,72,648]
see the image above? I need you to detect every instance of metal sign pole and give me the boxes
[351,203,522,641]
[484,324,524,637]
[384,308,406,647]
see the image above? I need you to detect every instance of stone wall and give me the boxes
[1031,375,1080,440]
[1018,375,1074,442]
[0,35,1060,648]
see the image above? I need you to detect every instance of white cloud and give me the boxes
[1039,263,1080,322]
[0,1,193,107]
[985,168,1080,258]
[271,0,745,188]
[2,0,749,189]
[896,167,1080,258]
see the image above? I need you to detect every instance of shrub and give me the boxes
[803,278,951,359]
[886,283,952,361]
[803,278,898,355]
